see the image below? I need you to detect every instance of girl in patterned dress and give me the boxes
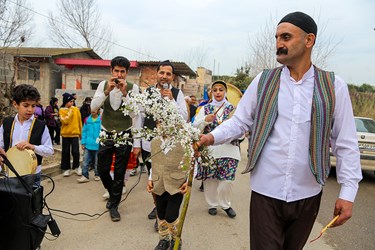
[192,80,241,218]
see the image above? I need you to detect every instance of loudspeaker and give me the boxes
[0,174,47,250]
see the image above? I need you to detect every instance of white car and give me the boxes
[331,117,375,171]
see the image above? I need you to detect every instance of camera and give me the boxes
[114,78,120,85]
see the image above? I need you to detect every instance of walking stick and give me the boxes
[173,157,195,250]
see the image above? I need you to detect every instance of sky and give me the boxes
[21,0,375,85]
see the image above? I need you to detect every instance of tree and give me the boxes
[0,0,33,121]
[48,0,113,57]
[0,0,32,48]
[245,14,340,77]
[185,43,210,72]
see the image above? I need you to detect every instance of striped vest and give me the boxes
[243,66,335,185]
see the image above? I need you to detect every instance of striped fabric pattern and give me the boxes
[242,67,282,174]
[243,66,335,185]
[309,69,335,184]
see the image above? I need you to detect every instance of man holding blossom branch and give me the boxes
[197,11,362,249]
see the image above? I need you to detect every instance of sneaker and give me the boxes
[102,191,110,200]
[77,176,89,183]
[122,186,127,194]
[148,207,157,219]
[94,176,100,181]
[109,207,121,222]
[130,168,137,176]
[77,167,82,176]
[72,167,82,176]
[154,239,170,250]
[63,170,71,177]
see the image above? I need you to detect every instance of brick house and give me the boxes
[55,59,197,105]
[0,47,101,106]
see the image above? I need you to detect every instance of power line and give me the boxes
[7,0,160,60]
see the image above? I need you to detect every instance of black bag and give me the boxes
[0,156,49,250]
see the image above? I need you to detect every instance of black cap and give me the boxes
[212,80,227,90]
[278,11,317,36]
[62,93,74,106]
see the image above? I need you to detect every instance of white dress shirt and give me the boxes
[0,114,54,174]
[211,65,362,203]
[91,80,142,148]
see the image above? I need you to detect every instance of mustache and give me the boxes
[276,48,288,55]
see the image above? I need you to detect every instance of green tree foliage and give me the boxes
[349,84,375,119]
[213,66,253,92]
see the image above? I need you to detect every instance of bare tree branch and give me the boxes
[0,0,33,47]
[246,13,341,76]
[48,0,113,57]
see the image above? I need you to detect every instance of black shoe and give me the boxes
[154,219,158,232]
[169,239,181,250]
[55,142,60,145]
[148,207,157,219]
[154,239,170,250]
[109,207,121,222]
[223,207,236,218]
[208,208,217,216]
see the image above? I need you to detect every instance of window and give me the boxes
[17,64,27,80]
[28,65,40,81]
[89,80,101,90]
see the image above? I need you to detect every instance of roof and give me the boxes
[54,58,138,68]
[0,47,101,59]
[138,61,196,77]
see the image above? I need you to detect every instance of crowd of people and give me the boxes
[0,11,363,250]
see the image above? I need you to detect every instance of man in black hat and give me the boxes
[197,11,362,249]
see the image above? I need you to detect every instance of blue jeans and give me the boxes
[82,148,99,178]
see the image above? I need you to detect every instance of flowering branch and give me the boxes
[119,87,215,170]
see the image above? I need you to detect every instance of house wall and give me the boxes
[139,66,157,89]
[191,67,212,98]
[14,52,98,106]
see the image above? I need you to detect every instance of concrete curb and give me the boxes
[42,146,83,178]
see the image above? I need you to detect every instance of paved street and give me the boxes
[41,141,335,250]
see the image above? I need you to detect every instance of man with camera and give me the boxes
[91,56,141,222]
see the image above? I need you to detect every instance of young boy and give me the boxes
[59,92,82,177]
[147,138,188,250]
[77,108,101,183]
[0,84,54,183]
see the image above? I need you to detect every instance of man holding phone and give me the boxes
[91,56,141,222]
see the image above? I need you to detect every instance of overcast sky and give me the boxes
[25,0,375,85]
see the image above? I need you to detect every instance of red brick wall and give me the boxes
[139,66,157,88]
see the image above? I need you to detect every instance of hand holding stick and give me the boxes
[309,215,339,243]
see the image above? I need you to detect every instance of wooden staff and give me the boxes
[173,157,195,250]
[213,102,225,116]
[309,215,339,243]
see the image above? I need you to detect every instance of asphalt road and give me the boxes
[40,140,341,250]
[317,169,375,250]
